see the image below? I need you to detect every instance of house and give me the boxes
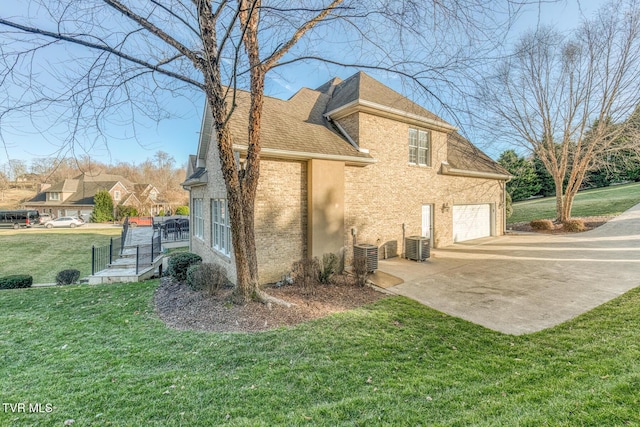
[183,72,510,285]
[24,173,168,220]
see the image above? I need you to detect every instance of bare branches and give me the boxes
[261,0,344,70]
[102,0,202,72]
[0,17,203,89]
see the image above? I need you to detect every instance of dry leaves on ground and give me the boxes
[154,276,386,333]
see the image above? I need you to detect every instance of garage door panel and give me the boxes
[453,204,491,243]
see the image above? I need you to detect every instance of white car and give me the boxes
[45,216,85,228]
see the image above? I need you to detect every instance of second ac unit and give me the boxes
[405,236,430,261]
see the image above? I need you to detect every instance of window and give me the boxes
[114,190,121,201]
[49,192,60,201]
[408,128,431,166]
[211,199,231,256]
[193,198,204,239]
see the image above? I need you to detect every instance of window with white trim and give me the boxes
[409,128,431,166]
[211,199,231,256]
[114,190,121,201]
[49,192,60,201]
[193,198,204,239]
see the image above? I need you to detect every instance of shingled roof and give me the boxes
[445,132,510,178]
[323,71,445,123]
[226,86,372,161]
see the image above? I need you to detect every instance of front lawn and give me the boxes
[509,181,640,223]
[0,228,121,283]
[1,281,638,425]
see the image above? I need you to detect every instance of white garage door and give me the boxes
[453,204,491,243]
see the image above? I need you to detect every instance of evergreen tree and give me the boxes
[533,156,557,197]
[91,190,114,222]
[497,150,541,201]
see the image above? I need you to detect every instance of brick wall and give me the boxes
[193,151,307,285]
[254,159,307,284]
[341,112,504,263]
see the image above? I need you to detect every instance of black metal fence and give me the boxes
[91,237,122,275]
[134,230,163,274]
[121,216,130,252]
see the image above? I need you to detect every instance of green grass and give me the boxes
[0,228,121,283]
[1,281,639,426]
[509,182,640,224]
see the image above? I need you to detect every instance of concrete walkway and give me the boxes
[378,203,640,335]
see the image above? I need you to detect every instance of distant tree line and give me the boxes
[0,150,188,207]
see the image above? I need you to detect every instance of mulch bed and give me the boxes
[154,275,387,333]
[507,216,613,234]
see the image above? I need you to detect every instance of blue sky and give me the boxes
[0,0,606,168]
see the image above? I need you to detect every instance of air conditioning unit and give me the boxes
[353,243,379,272]
[405,236,430,261]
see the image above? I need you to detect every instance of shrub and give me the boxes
[530,219,554,231]
[353,256,369,287]
[318,253,339,284]
[187,263,227,296]
[291,257,320,295]
[505,192,513,219]
[167,252,203,282]
[55,269,80,286]
[186,264,202,290]
[563,219,585,232]
[175,205,190,216]
[0,275,33,290]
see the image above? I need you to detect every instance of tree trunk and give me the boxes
[554,176,565,222]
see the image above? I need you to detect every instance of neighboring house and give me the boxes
[24,173,168,220]
[183,72,510,285]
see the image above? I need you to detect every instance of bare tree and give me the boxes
[0,170,8,201]
[479,0,640,222]
[1,0,538,303]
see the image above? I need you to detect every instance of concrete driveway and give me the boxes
[377,203,640,335]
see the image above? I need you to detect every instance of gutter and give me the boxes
[325,99,458,133]
[232,144,377,166]
[441,162,511,181]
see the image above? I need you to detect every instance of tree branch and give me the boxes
[0,17,204,89]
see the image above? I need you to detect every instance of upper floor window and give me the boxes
[49,192,60,201]
[409,128,431,166]
[113,190,121,201]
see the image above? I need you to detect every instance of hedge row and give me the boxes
[0,275,33,290]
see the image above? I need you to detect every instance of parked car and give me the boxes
[44,216,85,229]
[125,216,153,227]
[39,213,52,224]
